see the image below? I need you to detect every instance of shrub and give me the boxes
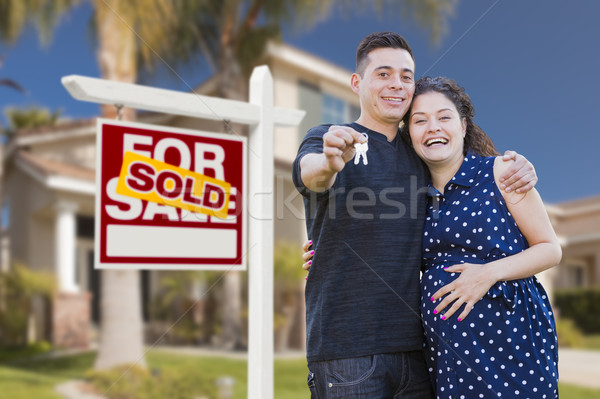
[0,340,52,362]
[555,318,584,348]
[554,288,600,334]
[0,263,56,348]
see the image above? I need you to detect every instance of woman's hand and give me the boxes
[430,263,497,321]
[302,240,314,271]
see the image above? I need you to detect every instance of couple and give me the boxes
[293,31,560,398]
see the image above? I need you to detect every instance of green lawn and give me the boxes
[0,349,598,398]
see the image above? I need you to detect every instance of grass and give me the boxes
[0,349,599,398]
[560,384,600,399]
[0,349,308,399]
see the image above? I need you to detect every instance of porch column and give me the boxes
[54,201,78,293]
[594,251,600,286]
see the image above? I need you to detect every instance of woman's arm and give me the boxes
[431,157,562,321]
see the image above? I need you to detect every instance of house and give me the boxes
[0,42,597,349]
[0,42,360,348]
[547,197,600,290]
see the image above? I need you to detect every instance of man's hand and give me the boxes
[499,150,537,193]
[300,126,367,192]
[322,126,367,173]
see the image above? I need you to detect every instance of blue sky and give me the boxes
[0,0,598,204]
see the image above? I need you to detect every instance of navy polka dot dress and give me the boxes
[420,153,559,399]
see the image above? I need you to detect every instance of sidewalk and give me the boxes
[558,348,600,389]
[149,345,306,360]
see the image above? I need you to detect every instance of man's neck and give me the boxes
[355,116,399,142]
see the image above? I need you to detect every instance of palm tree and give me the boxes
[0,58,25,94]
[168,0,459,350]
[0,0,159,371]
[0,55,27,134]
[0,0,459,367]
[3,106,61,136]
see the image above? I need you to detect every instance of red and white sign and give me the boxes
[95,119,247,270]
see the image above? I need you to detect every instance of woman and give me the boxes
[303,76,561,398]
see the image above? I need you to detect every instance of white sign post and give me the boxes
[62,66,304,399]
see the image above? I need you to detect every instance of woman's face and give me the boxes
[408,91,466,167]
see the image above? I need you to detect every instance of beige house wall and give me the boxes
[3,167,50,268]
[272,61,302,162]
[269,49,359,163]
[273,169,307,245]
[29,215,54,273]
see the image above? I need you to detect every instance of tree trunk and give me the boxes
[94,0,145,370]
[219,271,243,349]
[214,42,247,349]
[94,270,145,369]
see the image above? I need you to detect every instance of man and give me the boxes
[292,32,536,398]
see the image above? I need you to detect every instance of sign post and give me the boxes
[248,66,274,399]
[62,66,304,399]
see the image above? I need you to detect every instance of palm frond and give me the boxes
[0,78,26,93]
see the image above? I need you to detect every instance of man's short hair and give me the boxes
[356,31,415,76]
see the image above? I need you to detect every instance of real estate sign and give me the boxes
[95,118,247,270]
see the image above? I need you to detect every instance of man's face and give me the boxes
[351,48,415,133]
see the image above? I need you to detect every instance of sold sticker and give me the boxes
[115,151,231,219]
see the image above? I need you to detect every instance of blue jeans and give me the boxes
[307,351,433,399]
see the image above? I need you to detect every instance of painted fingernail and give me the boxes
[310,250,314,255]
[457,318,462,322]
[441,315,446,320]
[308,240,313,244]
[433,309,438,314]
[308,260,312,265]
[430,297,435,302]
[305,276,308,280]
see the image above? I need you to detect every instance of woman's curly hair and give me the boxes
[401,76,499,157]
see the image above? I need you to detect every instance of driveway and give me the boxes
[559,348,600,388]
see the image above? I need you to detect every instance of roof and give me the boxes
[546,194,600,217]
[14,150,95,195]
[14,118,96,138]
[17,150,95,182]
[265,42,353,87]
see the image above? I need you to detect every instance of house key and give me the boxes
[354,133,369,165]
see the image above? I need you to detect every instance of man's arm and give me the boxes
[498,150,538,193]
[299,125,366,192]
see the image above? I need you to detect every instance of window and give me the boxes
[298,81,323,143]
[1,201,9,230]
[297,80,360,143]
[564,259,588,288]
[322,94,346,124]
